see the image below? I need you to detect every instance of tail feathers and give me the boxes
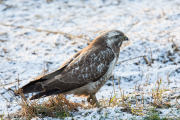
[30,92,46,100]
[17,81,44,94]
[30,89,64,100]
[18,65,68,94]
[17,64,69,95]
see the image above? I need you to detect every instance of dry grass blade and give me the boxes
[117,77,122,97]
[125,20,140,33]
[150,47,154,64]
[1,85,20,104]
[168,56,177,65]
[0,22,92,44]
[0,39,8,42]
[112,75,116,96]
[0,93,9,102]
[118,55,145,64]
[169,67,180,76]
[143,56,151,66]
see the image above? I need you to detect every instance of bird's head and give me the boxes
[92,30,128,48]
[104,30,128,47]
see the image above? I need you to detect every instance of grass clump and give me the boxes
[13,93,82,119]
[143,108,168,120]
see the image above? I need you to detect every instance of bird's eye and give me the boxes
[115,36,119,39]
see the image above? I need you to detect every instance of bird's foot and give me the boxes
[87,94,100,107]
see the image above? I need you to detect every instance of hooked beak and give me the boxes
[124,36,129,41]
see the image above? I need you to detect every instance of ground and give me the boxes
[0,0,180,119]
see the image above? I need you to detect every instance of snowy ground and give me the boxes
[0,0,180,119]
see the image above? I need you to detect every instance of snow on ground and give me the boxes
[0,0,180,119]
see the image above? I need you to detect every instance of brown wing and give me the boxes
[41,50,82,80]
[41,45,114,91]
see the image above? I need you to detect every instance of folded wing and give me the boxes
[19,45,115,100]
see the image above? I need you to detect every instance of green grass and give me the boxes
[143,108,168,120]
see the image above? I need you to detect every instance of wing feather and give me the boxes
[41,45,115,91]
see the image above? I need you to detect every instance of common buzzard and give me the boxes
[16,30,128,106]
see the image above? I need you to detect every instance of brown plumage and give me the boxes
[16,30,128,106]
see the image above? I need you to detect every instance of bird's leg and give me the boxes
[87,95,91,103]
[87,94,100,107]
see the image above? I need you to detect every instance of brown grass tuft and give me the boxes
[12,91,82,119]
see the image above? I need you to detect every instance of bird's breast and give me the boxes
[87,57,118,93]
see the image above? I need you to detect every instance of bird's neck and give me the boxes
[109,42,121,57]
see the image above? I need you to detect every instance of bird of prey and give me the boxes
[15,30,128,106]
